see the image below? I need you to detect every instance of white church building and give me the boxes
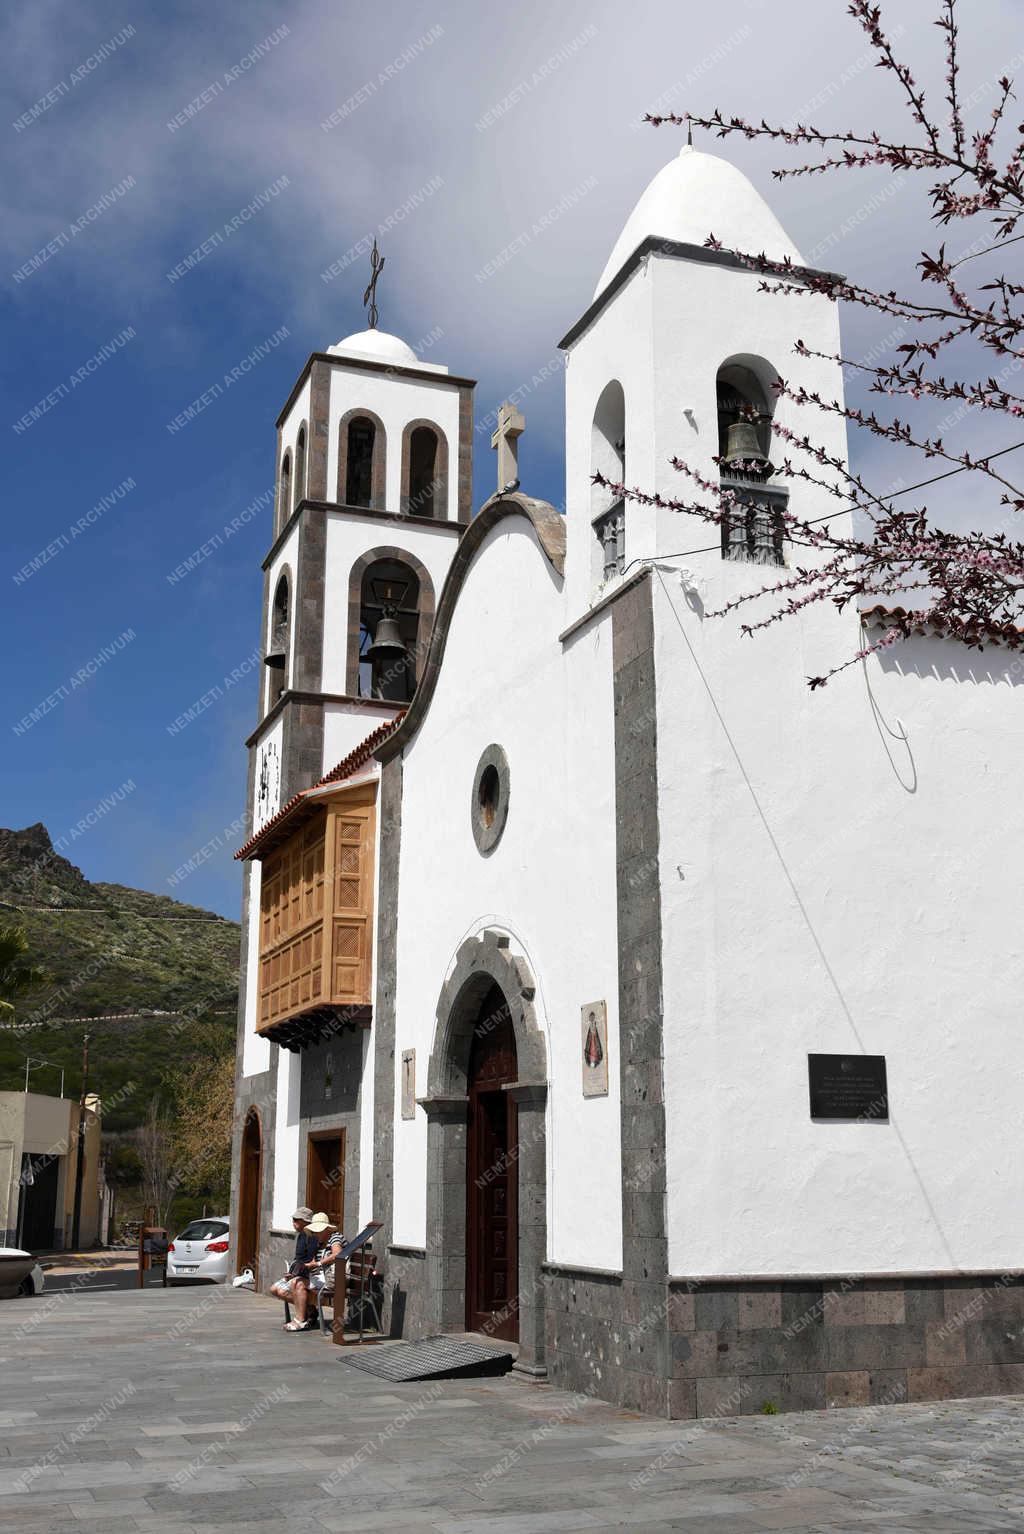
[230,145,1024,1418]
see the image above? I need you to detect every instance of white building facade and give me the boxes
[231,147,1024,1418]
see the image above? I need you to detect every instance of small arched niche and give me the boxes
[715,355,785,566]
[590,380,626,583]
[265,571,290,709]
[357,556,421,703]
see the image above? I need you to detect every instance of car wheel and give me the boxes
[16,1275,34,1297]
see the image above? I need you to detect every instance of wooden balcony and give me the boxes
[256,781,376,1049]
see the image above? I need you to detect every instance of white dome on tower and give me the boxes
[594,145,803,299]
[329,327,420,364]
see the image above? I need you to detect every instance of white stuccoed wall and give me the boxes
[390,517,623,1269]
[241,705,283,1080]
[271,1043,303,1229]
[655,570,1024,1276]
[240,858,271,1079]
[564,265,656,617]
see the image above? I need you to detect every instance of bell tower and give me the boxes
[248,272,475,832]
[559,144,847,620]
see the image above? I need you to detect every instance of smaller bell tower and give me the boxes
[559,144,847,620]
[248,258,475,831]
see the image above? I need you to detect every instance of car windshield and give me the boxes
[177,1221,228,1241]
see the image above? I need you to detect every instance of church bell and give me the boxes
[366,615,408,659]
[724,419,770,470]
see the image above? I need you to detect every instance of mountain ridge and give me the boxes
[0,824,240,1130]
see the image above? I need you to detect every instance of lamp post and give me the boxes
[71,1032,90,1251]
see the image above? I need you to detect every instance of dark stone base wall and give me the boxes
[385,1247,431,1339]
[500,1266,1024,1421]
[668,1274,1024,1419]
[544,1266,628,1404]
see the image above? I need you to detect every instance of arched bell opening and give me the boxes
[400,419,449,519]
[277,451,292,537]
[358,557,420,703]
[345,546,435,700]
[293,424,307,513]
[339,409,387,510]
[715,355,786,566]
[590,380,626,584]
[265,570,291,711]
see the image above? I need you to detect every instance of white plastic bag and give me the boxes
[232,1267,255,1289]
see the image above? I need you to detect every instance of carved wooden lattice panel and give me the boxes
[255,785,376,1033]
[258,818,327,1030]
[329,798,375,1006]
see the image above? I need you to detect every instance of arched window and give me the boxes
[293,425,306,512]
[265,572,290,708]
[278,451,292,533]
[338,409,386,509]
[590,380,626,583]
[401,419,448,518]
[716,357,785,566]
[408,427,438,518]
[357,557,420,703]
[346,417,376,508]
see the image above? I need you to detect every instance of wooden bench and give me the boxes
[282,1243,382,1340]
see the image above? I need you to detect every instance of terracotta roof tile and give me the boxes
[861,603,1024,644]
[234,712,405,861]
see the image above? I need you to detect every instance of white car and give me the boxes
[166,1218,230,1284]
[0,1248,45,1298]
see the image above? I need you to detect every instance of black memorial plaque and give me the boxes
[808,1053,888,1120]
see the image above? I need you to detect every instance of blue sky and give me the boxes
[1,0,1016,919]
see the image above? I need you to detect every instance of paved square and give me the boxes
[2,1283,1024,1531]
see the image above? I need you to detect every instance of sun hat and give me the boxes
[292,1206,314,1222]
[306,1211,333,1233]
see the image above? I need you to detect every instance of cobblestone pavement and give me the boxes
[3,1284,1024,1532]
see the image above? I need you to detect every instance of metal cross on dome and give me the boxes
[362,238,385,329]
[491,400,525,493]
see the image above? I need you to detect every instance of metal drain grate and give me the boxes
[340,1335,515,1381]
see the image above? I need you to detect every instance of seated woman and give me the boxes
[308,1216,346,1324]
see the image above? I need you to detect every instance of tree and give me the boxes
[165,1047,235,1211]
[0,925,47,1016]
[135,1099,176,1227]
[601,0,1024,685]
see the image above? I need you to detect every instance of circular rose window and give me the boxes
[471,744,510,854]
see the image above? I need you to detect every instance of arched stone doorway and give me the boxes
[466,983,518,1339]
[236,1108,262,1285]
[422,930,547,1373]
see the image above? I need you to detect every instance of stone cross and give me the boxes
[491,401,525,491]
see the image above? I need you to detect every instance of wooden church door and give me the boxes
[465,984,519,1341]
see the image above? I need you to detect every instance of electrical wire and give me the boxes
[614,438,1024,574]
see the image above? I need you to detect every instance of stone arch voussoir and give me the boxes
[428,928,547,1096]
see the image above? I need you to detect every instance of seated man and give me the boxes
[269,1206,317,1329]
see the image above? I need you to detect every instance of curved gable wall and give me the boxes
[382,494,624,1269]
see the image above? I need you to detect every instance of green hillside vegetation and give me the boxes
[0,824,239,1134]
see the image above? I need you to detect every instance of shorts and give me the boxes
[310,1270,333,1295]
[274,1274,303,1293]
